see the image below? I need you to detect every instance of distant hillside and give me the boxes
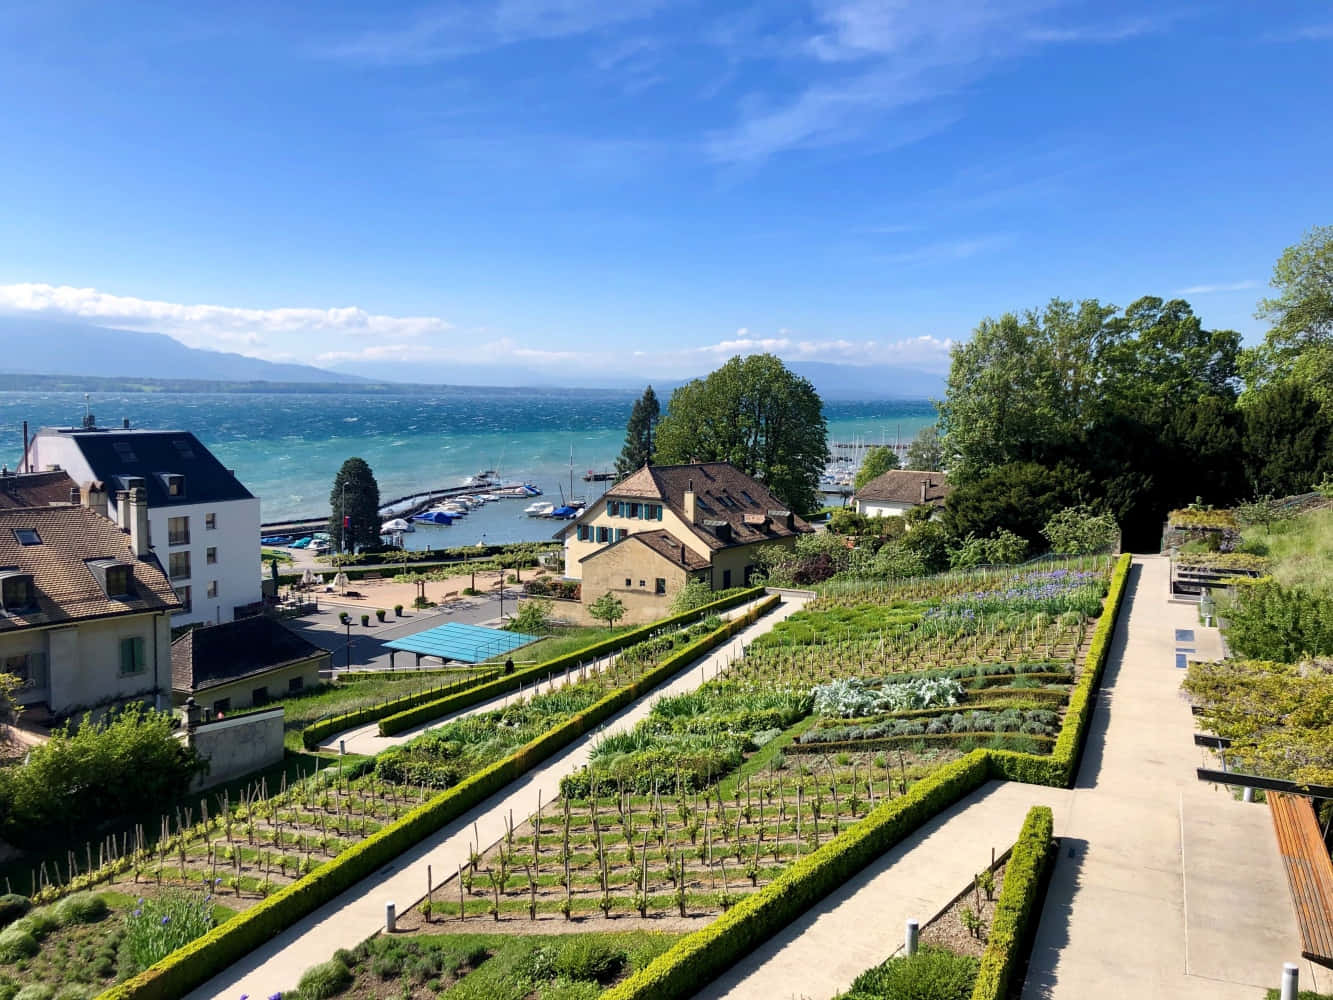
[0,315,364,384]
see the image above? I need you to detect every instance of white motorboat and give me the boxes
[441,502,468,516]
[479,492,499,503]
[381,518,414,533]
[525,501,554,517]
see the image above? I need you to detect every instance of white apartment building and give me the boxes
[24,420,261,626]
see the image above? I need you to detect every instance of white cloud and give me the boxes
[638,328,954,372]
[323,0,666,65]
[316,337,580,366]
[707,1,1183,164]
[1173,280,1261,295]
[0,283,453,352]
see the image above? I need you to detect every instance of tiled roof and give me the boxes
[172,616,329,693]
[0,470,78,510]
[853,469,951,506]
[35,428,253,508]
[592,462,812,551]
[581,529,711,571]
[0,505,180,632]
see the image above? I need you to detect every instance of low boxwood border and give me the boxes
[98,594,780,1000]
[988,552,1132,788]
[373,588,764,738]
[299,671,501,750]
[970,804,1054,1000]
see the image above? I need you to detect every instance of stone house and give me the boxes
[171,615,330,717]
[558,462,811,621]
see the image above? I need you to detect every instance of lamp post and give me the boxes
[345,620,352,669]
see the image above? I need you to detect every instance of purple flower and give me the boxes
[269,993,283,1000]
[161,915,171,925]
[133,909,142,918]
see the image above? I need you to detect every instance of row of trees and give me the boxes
[938,226,1333,549]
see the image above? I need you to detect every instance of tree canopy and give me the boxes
[654,354,828,516]
[1241,380,1332,496]
[1243,225,1333,407]
[614,385,660,475]
[330,457,382,553]
[905,425,945,471]
[853,445,899,491]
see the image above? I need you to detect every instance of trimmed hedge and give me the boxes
[299,670,501,750]
[988,552,1132,788]
[97,594,779,1000]
[375,587,765,737]
[970,805,1055,1000]
[601,749,993,1000]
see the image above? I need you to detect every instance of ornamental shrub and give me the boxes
[296,957,353,999]
[0,895,29,929]
[0,704,205,848]
[845,944,979,1000]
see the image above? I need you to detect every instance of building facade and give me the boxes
[0,499,180,718]
[559,462,811,620]
[24,421,261,626]
[171,615,329,716]
[852,469,951,519]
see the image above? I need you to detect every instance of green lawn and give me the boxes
[1242,506,1333,596]
[480,626,636,666]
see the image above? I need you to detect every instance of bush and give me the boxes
[119,889,216,977]
[360,613,370,627]
[0,704,204,848]
[553,937,627,984]
[296,957,353,999]
[970,806,1054,1000]
[847,945,979,999]
[0,925,38,962]
[13,987,53,1000]
[376,609,387,622]
[394,604,404,616]
[52,892,108,926]
[0,895,29,929]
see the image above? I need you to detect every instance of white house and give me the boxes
[24,420,261,626]
[852,469,951,519]
[0,498,179,718]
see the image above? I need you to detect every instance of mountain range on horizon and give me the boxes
[0,314,945,400]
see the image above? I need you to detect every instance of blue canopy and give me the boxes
[384,622,539,663]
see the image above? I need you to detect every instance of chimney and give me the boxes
[921,479,930,505]
[68,485,80,505]
[84,482,108,519]
[129,487,150,558]
[122,417,130,429]
[684,479,696,524]
[114,490,132,532]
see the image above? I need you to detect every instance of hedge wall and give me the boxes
[988,552,1132,788]
[97,594,779,1000]
[601,749,993,1000]
[374,587,765,737]
[970,805,1054,1000]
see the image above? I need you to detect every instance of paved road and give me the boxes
[691,557,1313,1000]
[186,593,808,1000]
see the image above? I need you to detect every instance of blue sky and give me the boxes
[0,1,1330,384]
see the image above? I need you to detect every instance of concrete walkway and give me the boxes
[1024,555,1319,999]
[187,593,808,1000]
[691,556,1312,1000]
[320,595,772,755]
[696,780,1074,1000]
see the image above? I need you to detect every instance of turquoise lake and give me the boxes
[0,390,935,542]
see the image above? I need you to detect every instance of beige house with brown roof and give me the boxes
[0,490,180,719]
[852,469,951,519]
[560,462,811,621]
[172,616,329,716]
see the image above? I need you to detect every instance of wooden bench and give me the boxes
[1270,791,1333,966]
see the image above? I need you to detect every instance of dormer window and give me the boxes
[161,473,186,498]
[87,558,134,599]
[0,572,37,613]
[118,475,146,493]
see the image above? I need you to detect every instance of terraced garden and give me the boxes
[401,559,1112,929]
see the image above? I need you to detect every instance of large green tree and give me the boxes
[854,445,899,491]
[1241,380,1332,496]
[614,385,660,475]
[330,457,382,553]
[943,461,1086,550]
[654,354,828,515]
[1242,225,1333,406]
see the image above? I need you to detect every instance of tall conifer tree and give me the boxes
[615,385,660,475]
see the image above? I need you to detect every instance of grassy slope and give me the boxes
[1243,506,1333,595]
